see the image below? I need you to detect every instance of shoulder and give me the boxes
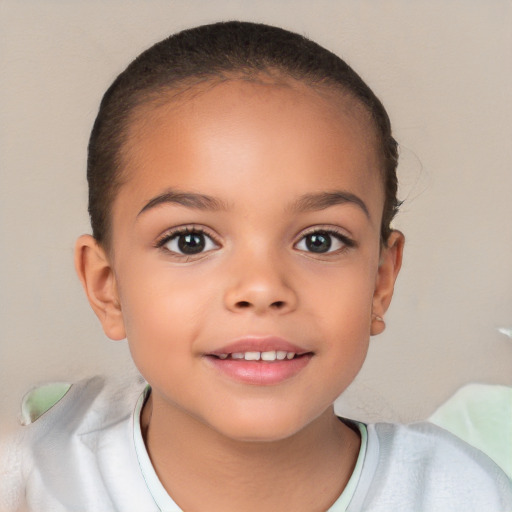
[372,421,506,474]
[1,374,153,512]
[7,375,144,447]
[350,422,512,512]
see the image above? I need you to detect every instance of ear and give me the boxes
[74,235,126,340]
[371,230,404,336]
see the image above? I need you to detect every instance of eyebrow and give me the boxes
[137,189,228,217]
[290,191,370,217]
[137,188,369,218]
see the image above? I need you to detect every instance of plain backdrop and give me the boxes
[1,0,511,436]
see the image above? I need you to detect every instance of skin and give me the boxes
[75,78,404,511]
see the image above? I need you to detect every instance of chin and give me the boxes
[206,405,324,444]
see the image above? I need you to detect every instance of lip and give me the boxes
[208,336,309,356]
[204,336,313,386]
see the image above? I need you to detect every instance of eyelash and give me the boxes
[294,228,356,255]
[154,226,220,257]
[154,226,356,258]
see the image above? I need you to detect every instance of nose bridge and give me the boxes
[223,241,297,314]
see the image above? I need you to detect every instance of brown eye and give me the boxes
[177,233,206,254]
[162,229,218,256]
[295,229,355,254]
[305,232,331,253]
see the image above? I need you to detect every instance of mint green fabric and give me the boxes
[21,382,71,425]
[429,384,512,480]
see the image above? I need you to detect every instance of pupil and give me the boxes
[306,232,331,253]
[178,233,205,254]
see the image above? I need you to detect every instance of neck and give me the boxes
[142,393,361,512]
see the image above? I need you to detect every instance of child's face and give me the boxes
[81,79,402,441]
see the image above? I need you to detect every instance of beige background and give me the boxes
[1,0,511,435]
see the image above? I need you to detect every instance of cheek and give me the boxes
[120,289,199,388]
[301,257,377,355]
[117,263,216,352]
[302,255,377,313]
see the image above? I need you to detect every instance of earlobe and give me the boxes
[74,235,126,341]
[371,230,405,336]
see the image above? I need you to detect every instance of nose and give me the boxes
[223,251,298,315]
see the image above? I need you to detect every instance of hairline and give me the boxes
[98,70,387,253]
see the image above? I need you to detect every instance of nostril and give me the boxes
[235,301,251,308]
[270,301,285,309]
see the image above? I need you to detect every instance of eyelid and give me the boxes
[293,226,356,253]
[154,225,221,252]
[296,225,355,242]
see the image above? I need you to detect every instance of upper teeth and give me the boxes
[218,351,296,361]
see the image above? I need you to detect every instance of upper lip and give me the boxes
[207,336,311,356]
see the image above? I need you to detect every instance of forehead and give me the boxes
[123,75,379,165]
[114,78,383,223]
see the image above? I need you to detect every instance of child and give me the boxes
[1,21,511,512]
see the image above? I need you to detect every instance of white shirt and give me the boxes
[1,376,511,511]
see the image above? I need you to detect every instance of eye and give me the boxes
[158,228,219,256]
[295,229,354,254]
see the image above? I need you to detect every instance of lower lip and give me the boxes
[205,354,313,385]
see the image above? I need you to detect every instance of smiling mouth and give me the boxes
[205,349,313,385]
[205,336,313,384]
[211,350,309,361]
